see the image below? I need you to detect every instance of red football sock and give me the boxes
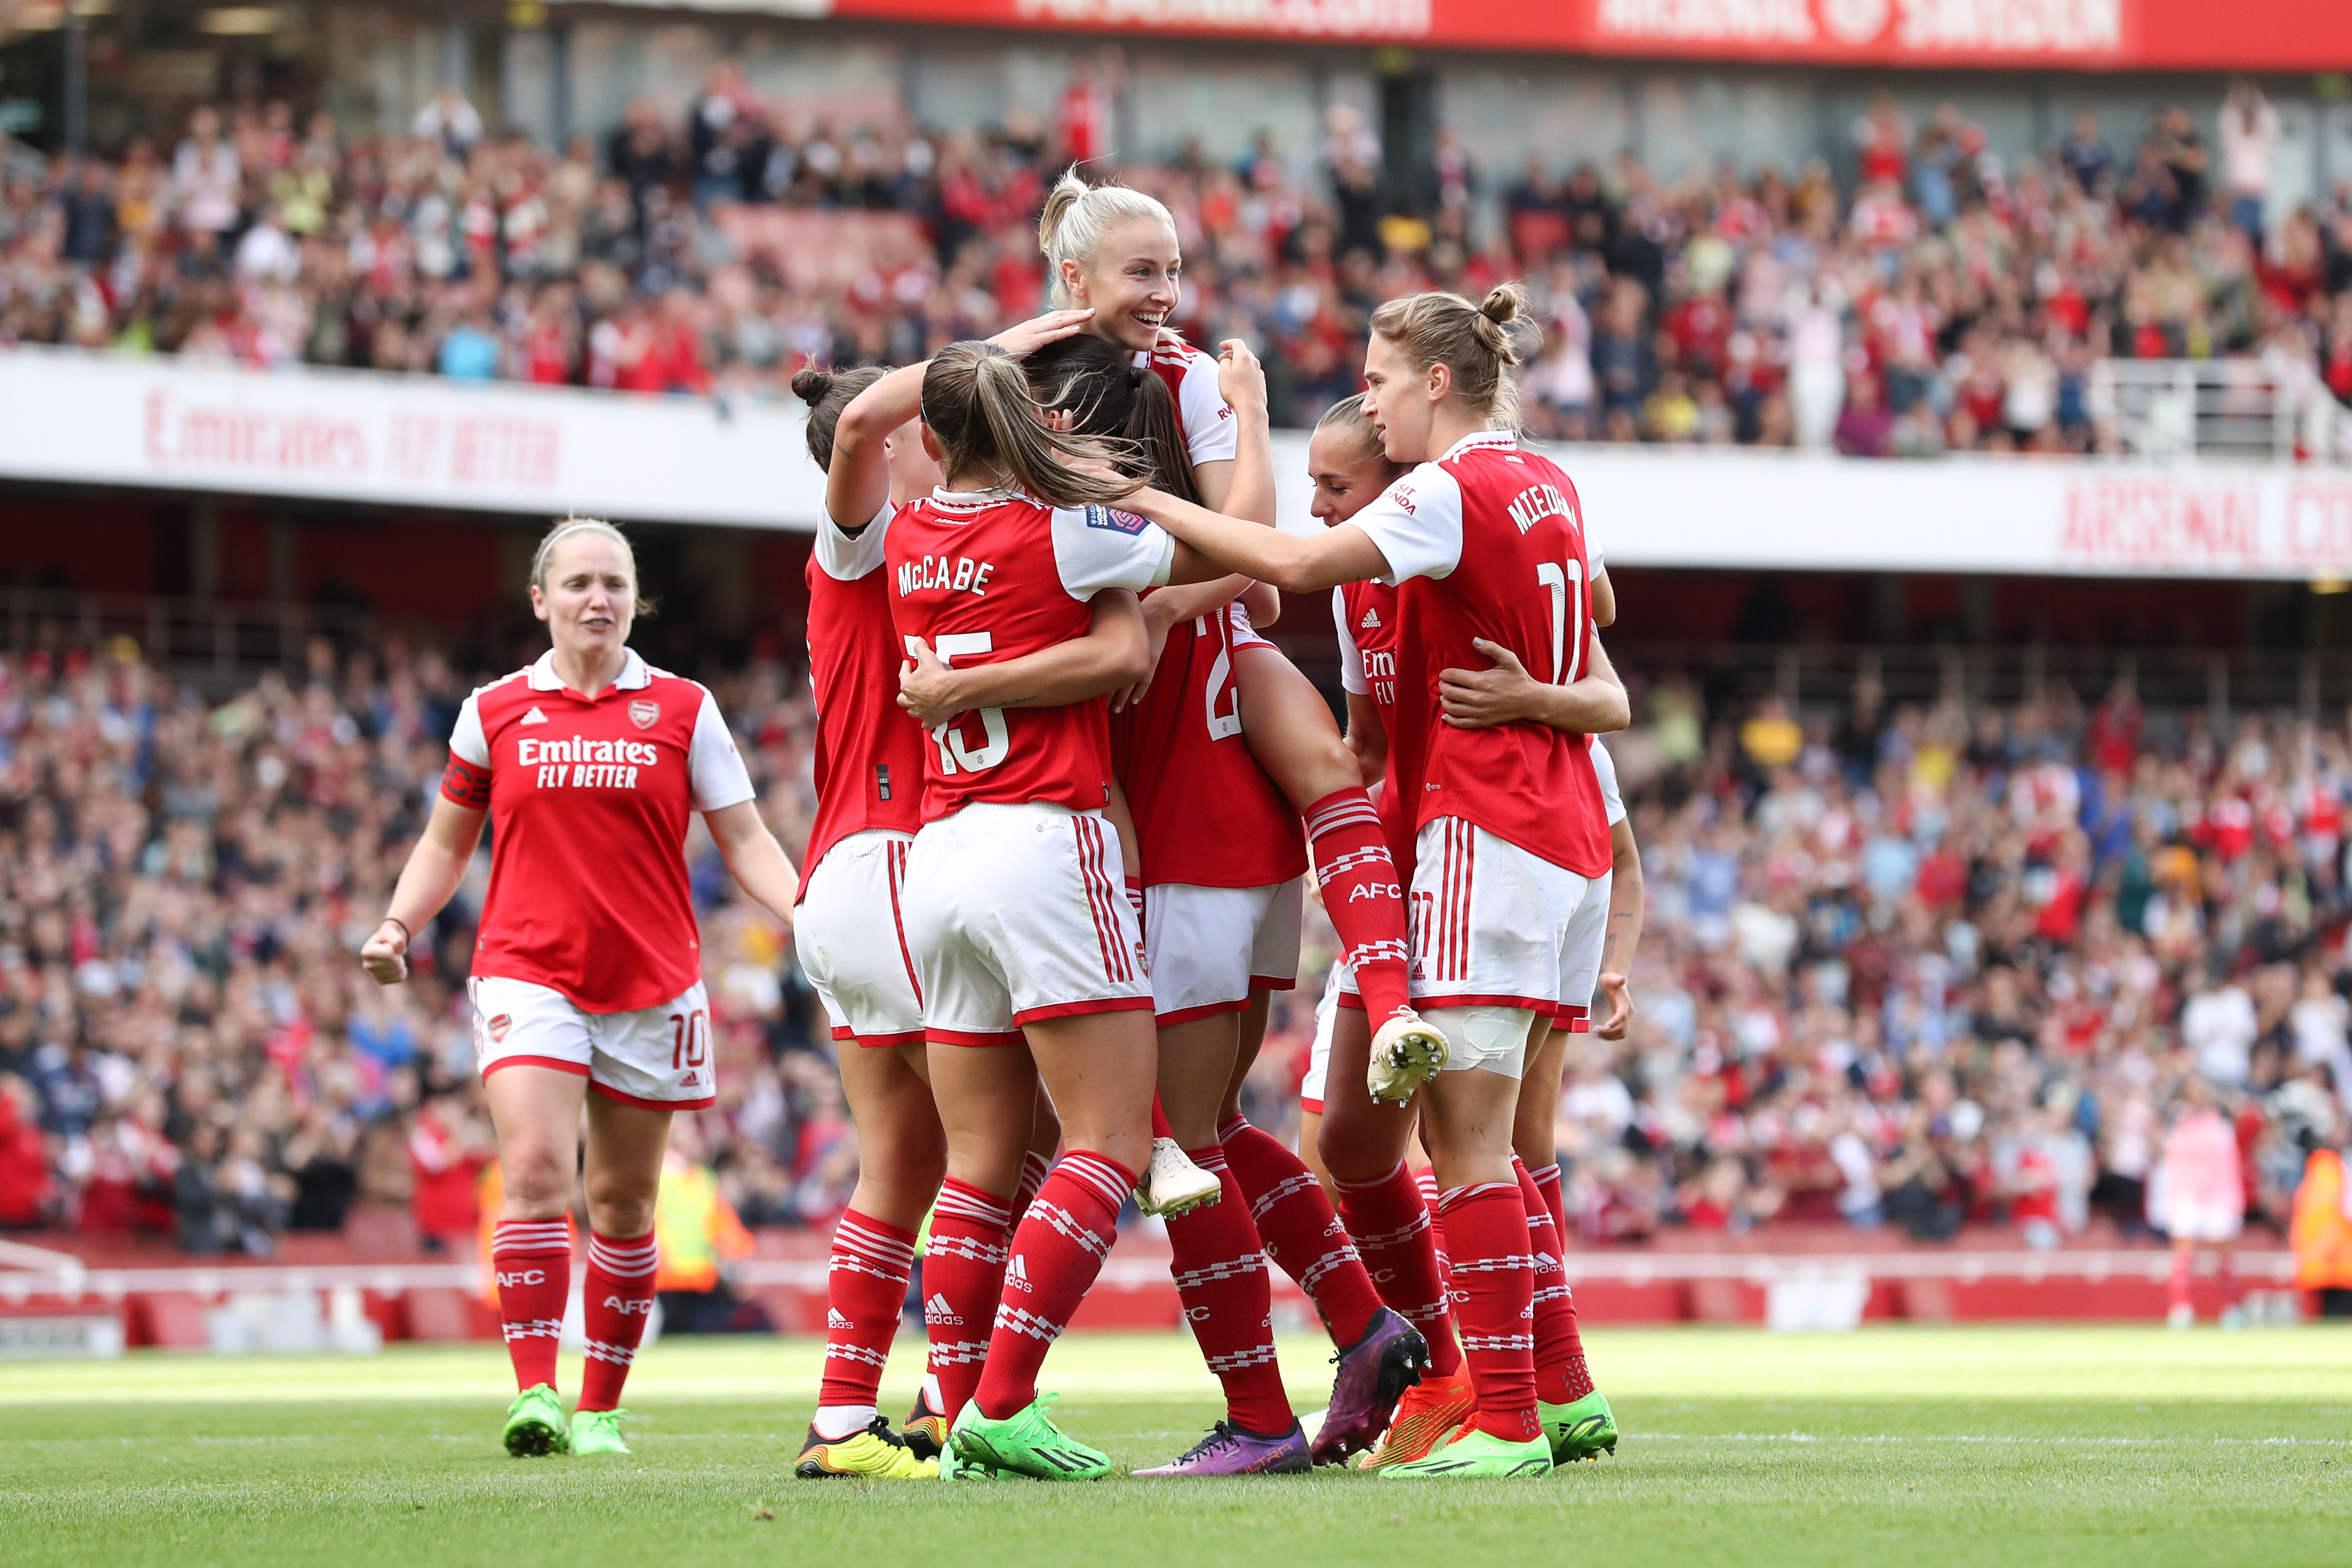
[1151,1095,1175,1142]
[578,1230,658,1412]
[491,1218,571,1392]
[1305,791,1411,1023]
[1219,1113,1381,1347]
[974,1151,1133,1420]
[818,1210,917,1419]
[1529,1161,1568,1242]
[1011,1151,1054,1225]
[1438,1181,1540,1443]
[923,1177,1012,1422]
[1415,1169,1450,1282]
[1166,1144,1293,1436]
[1334,1162,1462,1378]
[1514,1158,1593,1405]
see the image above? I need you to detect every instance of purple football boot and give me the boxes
[1309,1306,1430,1466]
[1133,1421,1313,1477]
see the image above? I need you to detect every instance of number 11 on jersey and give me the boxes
[1536,557,1585,685]
[905,632,1010,775]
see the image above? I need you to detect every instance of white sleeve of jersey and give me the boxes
[688,687,758,813]
[1591,737,1627,827]
[1049,505,1177,599]
[1333,586,1370,695]
[449,692,490,768]
[1347,463,1464,585]
[814,501,893,581]
[1177,352,1241,467]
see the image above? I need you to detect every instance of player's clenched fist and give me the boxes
[360,918,409,985]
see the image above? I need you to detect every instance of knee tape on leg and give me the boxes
[1422,1006,1536,1079]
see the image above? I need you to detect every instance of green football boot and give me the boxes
[569,1407,632,1456]
[502,1384,571,1457]
[948,1392,1111,1480]
[1540,1390,1619,1465]
[1378,1425,1553,1480]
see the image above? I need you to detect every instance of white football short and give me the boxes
[2164,1197,2244,1244]
[902,801,1154,1044]
[1552,867,1614,1032]
[1145,876,1304,1024]
[1410,816,1591,1017]
[796,828,925,1048]
[1302,961,1344,1113]
[471,975,716,1110]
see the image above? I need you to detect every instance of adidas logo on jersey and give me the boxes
[520,706,548,726]
[1005,1255,1033,1294]
[1359,607,1382,630]
[827,1308,852,1329]
[924,1292,962,1327]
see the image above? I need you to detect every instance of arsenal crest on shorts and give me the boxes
[487,1013,512,1042]
[628,699,659,729]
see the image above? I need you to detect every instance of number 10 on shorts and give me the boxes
[669,1008,709,1070]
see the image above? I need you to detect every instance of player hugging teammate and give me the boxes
[373,166,1642,1484]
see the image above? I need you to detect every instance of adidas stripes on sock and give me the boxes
[1219,1114,1382,1348]
[491,1219,571,1392]
[1514,1158,1593,1406]
[578,1230,658,1413]
[1438,1182,1540,1444]
[816,1209,918,1435]
[973,1151,1133,1421]
[923,1177,1012,1423]
[1167,1143,1293,1436]
[1334,1162,1462,1379]
[1304,790,1412,1024]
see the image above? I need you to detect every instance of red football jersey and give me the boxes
[1140,338,1239,471]
[1332,576,1417,875]
[443,649,756,1013]
[800,503,927,900]
[885,487,1175,820]
[1347,431,1611,879]
[1110,598,1305,890]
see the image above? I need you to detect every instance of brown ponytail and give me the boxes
[792,364,886,470]
[920,341,1142,509]
[1022,334,1204,508]
[1315,393,1403,477]
[1367,281,1535,428]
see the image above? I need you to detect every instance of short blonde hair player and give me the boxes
[361,517,803,1459]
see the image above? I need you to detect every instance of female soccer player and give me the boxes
[360,518,803,1459]
[788,326,1155,1478]
[1022,335,1430,1473]
[1037,170,1446,1102]
[1291,392,1628,1467]
[837,336,1223,1480]
[1120,288,1622,1479]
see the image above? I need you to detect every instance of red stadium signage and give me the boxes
[821,0,2352,71]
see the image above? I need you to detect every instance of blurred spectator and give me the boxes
[3,82,2347,456]
[653,1137,767,1333]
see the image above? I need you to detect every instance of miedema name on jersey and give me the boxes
[516,735,663,790]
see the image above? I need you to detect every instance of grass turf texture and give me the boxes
[4,1327,2350,1567]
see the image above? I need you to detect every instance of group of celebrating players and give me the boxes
[360,166,1645,1482]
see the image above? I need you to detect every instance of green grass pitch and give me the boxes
[5,1326,2350,1567]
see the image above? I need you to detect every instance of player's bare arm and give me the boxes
[1438,634,1630,732]
[701,799,802,927]
[1594,814,1644,1041]
[898,589,1148,728]
[1591,569,1616,628]
[833,309,1097,531]
[360,792,487,985]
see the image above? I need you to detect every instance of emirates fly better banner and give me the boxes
[4,347,2352,580]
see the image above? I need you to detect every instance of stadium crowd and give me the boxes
[0,633,2342,1257]
[3,78,2351,452]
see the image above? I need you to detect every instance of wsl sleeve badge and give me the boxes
[1084,505,1149,535]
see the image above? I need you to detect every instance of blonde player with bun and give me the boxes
[362,518,802,1460]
